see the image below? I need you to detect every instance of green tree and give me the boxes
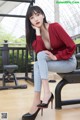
[0,24,26,47]
[0,24,15,43]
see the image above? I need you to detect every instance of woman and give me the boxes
[22,6,77,120]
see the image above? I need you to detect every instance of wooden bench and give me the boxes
[55,53,80,109]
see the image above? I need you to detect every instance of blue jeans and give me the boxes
[34,51,77,92]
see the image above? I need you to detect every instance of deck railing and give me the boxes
[0,40,80,82]
[0,41,33,80]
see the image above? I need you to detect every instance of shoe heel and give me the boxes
[41,108,43,116]
[51,99,53,109]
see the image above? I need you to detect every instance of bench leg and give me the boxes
[13,73,18,86]
[3,73,6,86]
[55,79,68,109]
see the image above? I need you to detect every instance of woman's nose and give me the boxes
[34,17,38,21]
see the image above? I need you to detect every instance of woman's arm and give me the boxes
[32,26,45,53]
[54,23,76,60]
[32,25,41,36]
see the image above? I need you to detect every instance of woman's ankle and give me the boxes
[32,100,41,106]
[29,100,41,114]
[42,92,51,103]
[44,91,51,96]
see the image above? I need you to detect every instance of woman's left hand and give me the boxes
[44,50,57,60]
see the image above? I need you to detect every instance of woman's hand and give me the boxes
[44,50,57,60]
[32,25,40,35]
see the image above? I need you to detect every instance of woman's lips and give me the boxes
[36,22,40,25]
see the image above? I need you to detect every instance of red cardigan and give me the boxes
[32,23,76,60]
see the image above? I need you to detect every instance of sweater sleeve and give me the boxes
[54,23,76,60]
[32,36,44,53]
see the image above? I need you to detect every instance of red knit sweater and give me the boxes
[32,23,76,60]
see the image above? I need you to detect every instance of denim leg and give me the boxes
[47,55,77,73]
[34,61,42,92]
[37,51,50,80]
[34,51,77,92]
[34,51,50,92]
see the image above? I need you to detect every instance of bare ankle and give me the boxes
[44,91,51,96]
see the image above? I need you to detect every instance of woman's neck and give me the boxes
[40,23,49,34]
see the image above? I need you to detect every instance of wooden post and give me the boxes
[2,40,9,65]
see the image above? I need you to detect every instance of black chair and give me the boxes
[0,42,27,90]
[55,53,80,109]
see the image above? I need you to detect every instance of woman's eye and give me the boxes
[36,13,40,16]
[30,16,33,20]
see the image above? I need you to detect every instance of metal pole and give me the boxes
[0,0,35,18]
[54,0,60,22]
[0,14,26,18]
[3,0,35,3]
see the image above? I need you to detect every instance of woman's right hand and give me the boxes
[32,25,41,35]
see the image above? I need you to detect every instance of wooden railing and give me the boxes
[76,44,80,53]
[0,40,80,82]
[0,41,31,80]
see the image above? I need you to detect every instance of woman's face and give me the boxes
[29,11,44,28]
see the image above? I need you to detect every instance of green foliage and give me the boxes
[74,39,80,44]
[0,24,28,73]
[13,37,26,47]
[0,24,15,43]
[0,24,26,47]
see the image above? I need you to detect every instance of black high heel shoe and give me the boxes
[37,92,54,109]
[22,101,43,120]
[22,107,43,120]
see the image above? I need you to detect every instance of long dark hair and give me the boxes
[25,6,47,51]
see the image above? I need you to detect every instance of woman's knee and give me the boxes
[37,51,47,60]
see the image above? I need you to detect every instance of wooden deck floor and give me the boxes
[0,72,80,120]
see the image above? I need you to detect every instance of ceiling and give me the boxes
[0,0,80,38]
[0,1,21,22]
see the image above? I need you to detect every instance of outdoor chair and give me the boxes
[0,64,27,90]
[0,42,27,90]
